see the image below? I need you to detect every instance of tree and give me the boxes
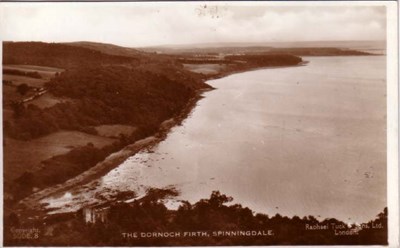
[208,191,233,207]
[11,102,25,118]
[16,83,29,95]
[6,212,20,227]
[14,171,35,189]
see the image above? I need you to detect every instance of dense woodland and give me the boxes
[4,191,387,246]
[3,42,209,202]
[5,66,199,140]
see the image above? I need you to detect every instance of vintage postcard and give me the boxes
[0,1,398,246]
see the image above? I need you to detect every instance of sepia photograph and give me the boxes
[0,1,398,246]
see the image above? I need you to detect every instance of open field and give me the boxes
[95,124,137,138]
[3,74,47,87]
[28,92,71,109]
[3,64,67,117]
[4,64,63,72]
[3,131,117,182]
[4,64,64,79]
[183,63,226,75]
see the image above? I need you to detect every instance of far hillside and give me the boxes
[3,42,139,68]
[63,41,146,58]
[140,40,384,55]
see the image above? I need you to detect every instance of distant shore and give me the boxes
[208,60,310,81]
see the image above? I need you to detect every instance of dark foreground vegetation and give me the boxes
[4,191,387,246]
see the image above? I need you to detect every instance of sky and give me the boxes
[0,3,386,47]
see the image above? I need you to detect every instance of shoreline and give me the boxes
[207,61,309,81]
[18,61,305,214]
[19,88,211,212]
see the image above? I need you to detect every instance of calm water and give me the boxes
[45,56,386,223]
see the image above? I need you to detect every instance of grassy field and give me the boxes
[95,124,137,138]
[4,64,63,79]
[183,63,226,75]
[2,74,47,87]
[4,64,63,71]
[28,92,71,109]
[3,65,69,110]
[3,131,117,183]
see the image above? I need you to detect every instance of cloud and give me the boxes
[0,3,386,47]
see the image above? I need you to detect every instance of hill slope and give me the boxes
[63,41,146,58]
[3,41,141,68]
[2,41,209,202]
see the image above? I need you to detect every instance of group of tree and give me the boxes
[16,83,30,95]
[4,64,204,140]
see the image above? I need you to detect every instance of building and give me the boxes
[83,206,109,224]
